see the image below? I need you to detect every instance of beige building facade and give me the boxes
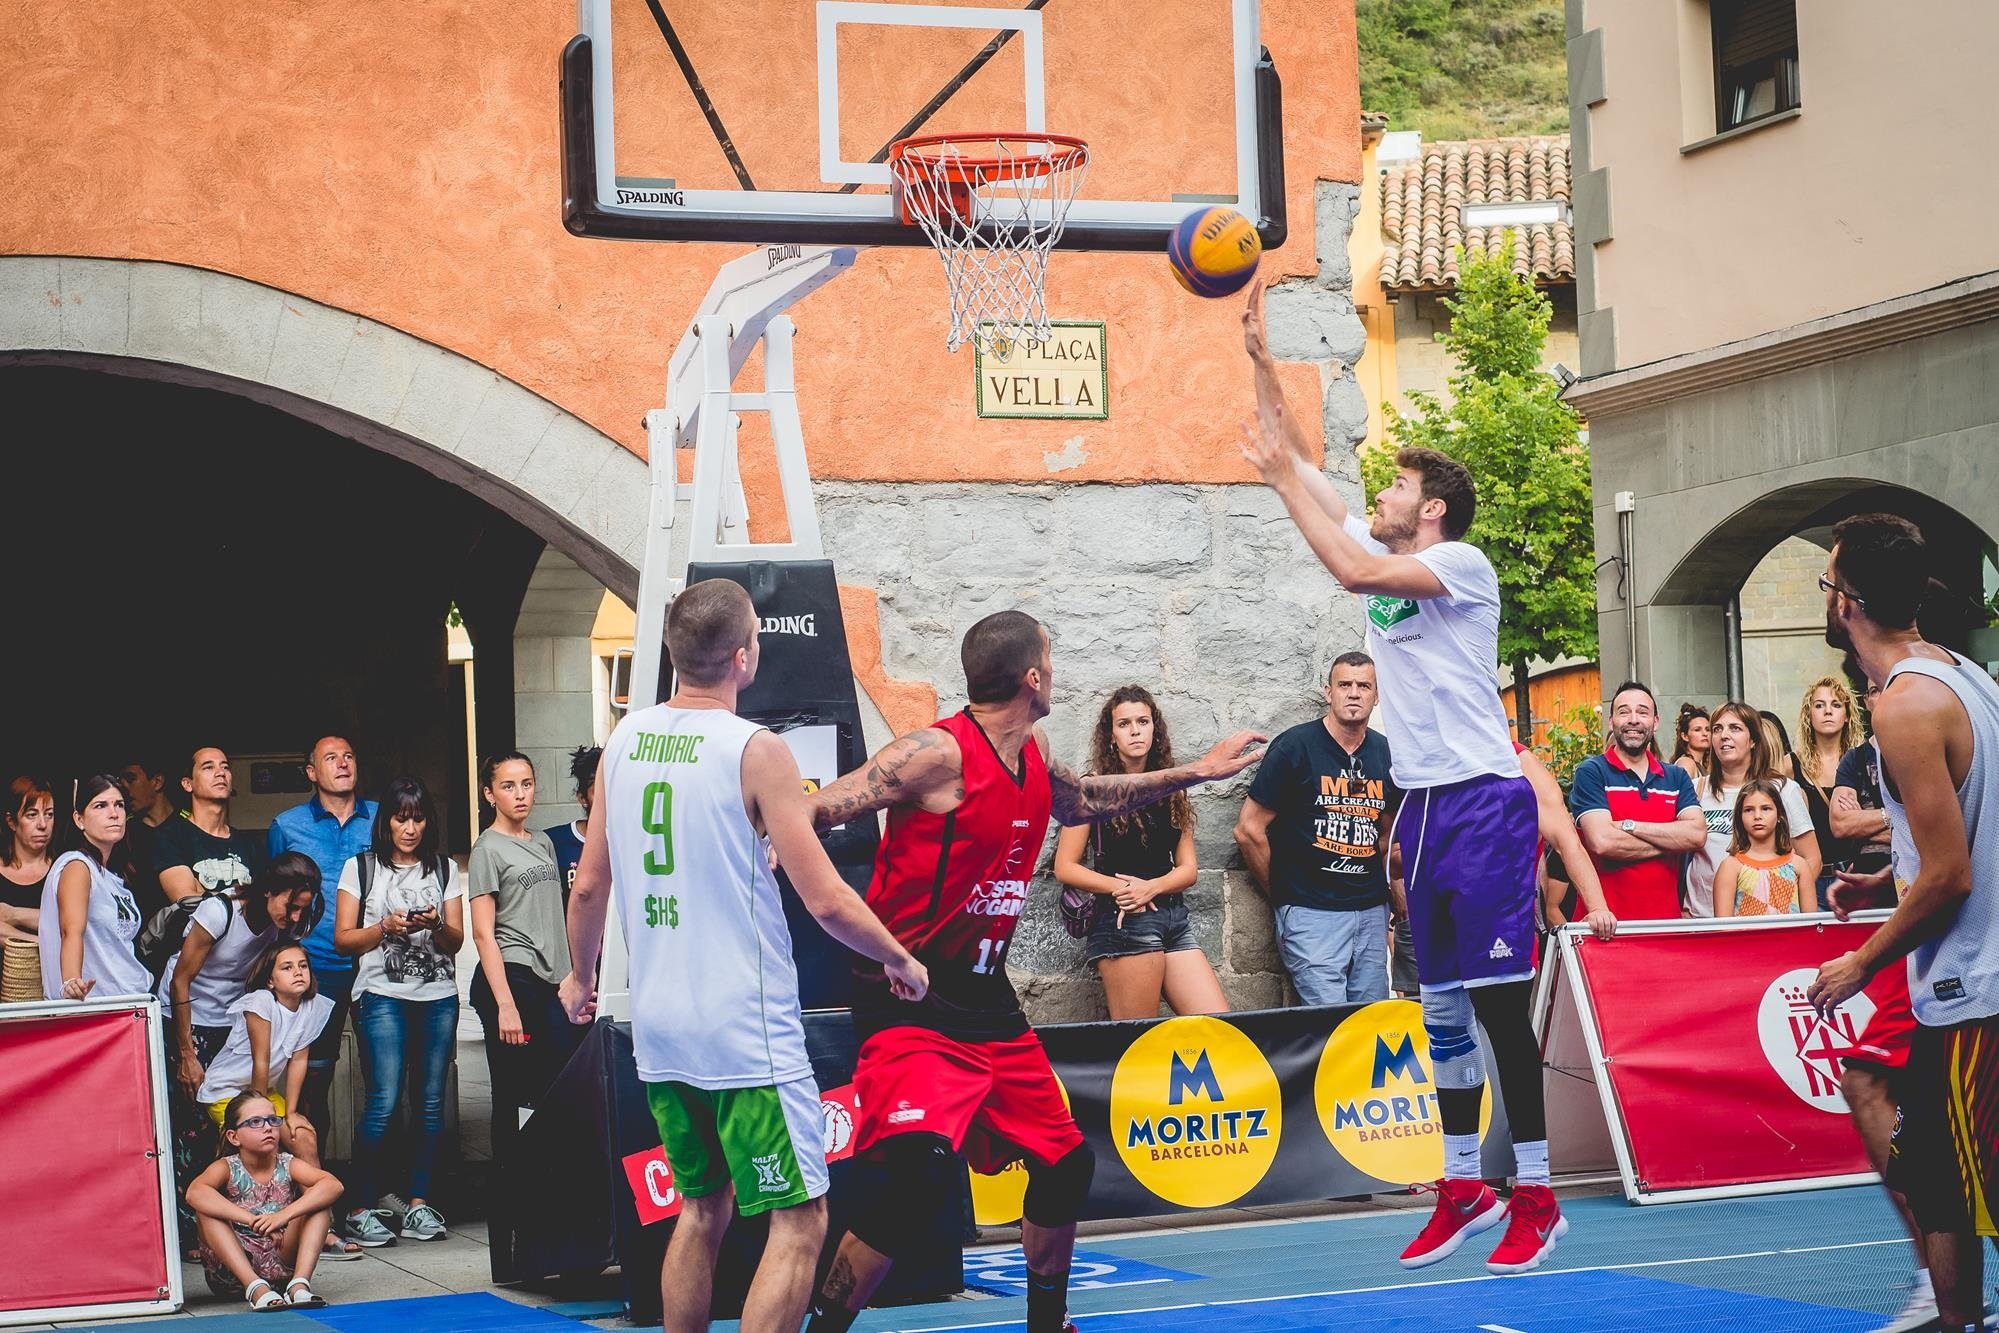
[1564,0,1999,724]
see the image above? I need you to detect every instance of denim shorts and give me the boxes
[1085,893,1197,964]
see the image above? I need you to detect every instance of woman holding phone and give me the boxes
[332,777,463,1248]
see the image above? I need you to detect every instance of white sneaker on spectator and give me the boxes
[400,1203,448,1241]
[342,1208,398,1247]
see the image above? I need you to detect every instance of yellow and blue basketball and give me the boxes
[1167,206,1262,298]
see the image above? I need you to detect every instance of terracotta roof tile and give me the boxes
[1380,134,1574,291]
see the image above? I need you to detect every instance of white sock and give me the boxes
[1514,1139,1550,1186]
[1444,1134,1482,1180]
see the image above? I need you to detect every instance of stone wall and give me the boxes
[812,184,1373,1022]
[1739,534,1845,723]
[817,479,1365,1021]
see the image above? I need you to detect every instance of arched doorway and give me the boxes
[0,257,655,835]
[1638,479,1994,720]
[0,364,597,843]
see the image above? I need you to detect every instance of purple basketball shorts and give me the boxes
[1393,772,1539,991]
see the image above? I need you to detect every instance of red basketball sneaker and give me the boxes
[1485,1183,1568,1274]
[1399,1178,1508,1269]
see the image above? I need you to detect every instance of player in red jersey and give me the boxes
[802,610,1264,1333]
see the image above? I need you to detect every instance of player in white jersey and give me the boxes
[1810,514,1999,1333]
[1239,284,1571,1276]
[560,578,926,1333]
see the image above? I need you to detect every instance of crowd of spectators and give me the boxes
[0,736,605,1296]
[0,663,1900,1299]
[1056,663,1892,1011]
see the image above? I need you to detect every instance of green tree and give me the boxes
[1363,244,1597,744]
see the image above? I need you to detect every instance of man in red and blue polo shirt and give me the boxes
[1568,681,1706,920]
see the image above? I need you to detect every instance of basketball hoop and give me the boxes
[888,133,1090,355]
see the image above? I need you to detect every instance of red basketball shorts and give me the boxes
[853,1025,1083,1172]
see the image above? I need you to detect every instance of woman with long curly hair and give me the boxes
[1053,685,1225,1020]
[1795,674,1866,894]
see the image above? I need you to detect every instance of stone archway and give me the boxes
[1630,477,1994,719]
[0,256,650,595]
[0,254,937,778]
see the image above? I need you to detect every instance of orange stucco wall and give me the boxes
[3,1,1356,486]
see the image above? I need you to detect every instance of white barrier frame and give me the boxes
[1546,912,1890,1206]
[0,994,181,1325]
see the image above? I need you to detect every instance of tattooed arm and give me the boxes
[808,726,966,830]
[1040,727,1267,825]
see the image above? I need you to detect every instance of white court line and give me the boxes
[885,1236,1912,1332]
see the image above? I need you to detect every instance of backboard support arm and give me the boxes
[624,243,858,714]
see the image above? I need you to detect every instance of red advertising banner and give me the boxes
[0,1000,177,1319]
[1565,918,1882,1198]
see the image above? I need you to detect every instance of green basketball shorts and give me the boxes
[644,1076,829,1217]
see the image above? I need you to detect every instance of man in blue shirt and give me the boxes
[268,735,377,1121]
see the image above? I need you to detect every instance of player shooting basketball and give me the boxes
[1237,281,1567,1274]
[801,610,1264,1333]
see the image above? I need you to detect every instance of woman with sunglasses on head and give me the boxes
[38,774,150,1001]
[1684,703,1822,917]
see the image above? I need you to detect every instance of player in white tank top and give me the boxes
[556,580,927,1333]
[1810,517,1999,1021]
[1875,653,1999,1024]
[598,704,810,1088]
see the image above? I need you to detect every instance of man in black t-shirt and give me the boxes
[118,753,179,923]
[1831,732,1894,876]
[1235,652,1401,1005]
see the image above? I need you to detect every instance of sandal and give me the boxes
[321,1231,364,1261]
[285,1277,327,1309]
[245,1279,286,1312]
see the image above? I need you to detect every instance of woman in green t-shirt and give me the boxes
[466,753,582,1144]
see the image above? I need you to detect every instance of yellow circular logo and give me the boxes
[1109,1016,1281,1208]
[1313,999,1490,1186]
[967,1074,1071,1227]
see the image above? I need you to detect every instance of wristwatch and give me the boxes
[1619,819,1637,833]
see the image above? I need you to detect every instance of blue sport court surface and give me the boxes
[45,1187,1932,1333]
[837,1186,1923,1332]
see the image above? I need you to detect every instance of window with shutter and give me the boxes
[1711,0,1800,132]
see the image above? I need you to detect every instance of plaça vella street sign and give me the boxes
[975,321,1108,421]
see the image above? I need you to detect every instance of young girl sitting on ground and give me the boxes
[192,940,359,1260]
[185,1091,344,1309]
[1713,778,1818,917]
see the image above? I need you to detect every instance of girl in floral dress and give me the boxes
[1712,779,1817,917]
[185,1092,344,1308]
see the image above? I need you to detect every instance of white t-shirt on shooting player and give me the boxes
[1345,514,1523,790]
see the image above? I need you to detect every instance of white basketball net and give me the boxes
[889,135,1091,355]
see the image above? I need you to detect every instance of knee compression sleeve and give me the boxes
[1468,980,1546,1142]
[851,1133,958,1260]
[1420,985,1485,1090]
[1022,1144,1095,1229]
